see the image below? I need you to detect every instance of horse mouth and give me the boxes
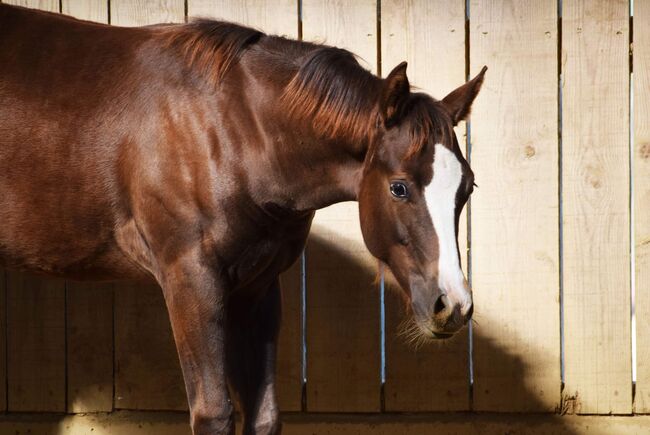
[432,332,454,339]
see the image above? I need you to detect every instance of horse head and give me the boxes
[359,63,486,339]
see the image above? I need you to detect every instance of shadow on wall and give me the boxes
[2,231,573,434]
[296,232,575,434]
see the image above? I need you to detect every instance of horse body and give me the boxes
[0,5,485,434]
[0,5,313,287]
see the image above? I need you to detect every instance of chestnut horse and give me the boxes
[0,4,485,435]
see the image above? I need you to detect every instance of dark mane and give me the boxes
[281,47,382,149]
[160,19,263,85]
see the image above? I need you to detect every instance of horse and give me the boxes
[0,4,485,434]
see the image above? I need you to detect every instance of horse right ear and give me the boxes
[380,61,410,127]
[441,66,487,126]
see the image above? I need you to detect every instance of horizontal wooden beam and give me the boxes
[0,411,649,434]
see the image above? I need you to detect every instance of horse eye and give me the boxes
[389,181,409,198]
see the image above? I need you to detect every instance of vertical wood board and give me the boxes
[3,0,57,10]
[114,283,187,411]
[61,0,108,23]
[110,0,184,26]
[188,0,297,37]
[7,272,66,411]
[470,0,561,412]
[66,282,114,413]
[562,0,632,414]
[634,0,650,414]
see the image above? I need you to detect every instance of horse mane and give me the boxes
[281,47,382,150]
[160,19,263,85]
[281,46,454,159]
[161,20,451,159]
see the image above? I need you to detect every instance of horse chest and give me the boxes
[228,216,312,290]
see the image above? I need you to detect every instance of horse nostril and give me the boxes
[433,294,449,315]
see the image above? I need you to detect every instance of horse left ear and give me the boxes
[442,66,488,126]
[381,61,410,127]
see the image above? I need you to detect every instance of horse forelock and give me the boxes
[401,94,455,162]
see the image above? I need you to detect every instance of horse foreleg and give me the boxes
[226,280,282,435]
[161,253,235,435]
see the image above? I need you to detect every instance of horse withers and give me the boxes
[0,4,485,434]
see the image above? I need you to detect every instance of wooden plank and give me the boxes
[186,0,303,411]
[3,0,57,10]
[114,283,186,411]
[3,0,64,414]
[61,0,108,23]
[66,282,114,413]
[57,1,113,414]
[302,0,377,72]
[380,0,469,412]
[277,260,303,412]
[301,0,380,413]
[188,0,297,37]
[470,0,560,412]
[7,272,66,411]
[3,411,650,435]
[562,0,631,414]
[110,0,185,26]
[111,1,187,411]
[634,0,650,414]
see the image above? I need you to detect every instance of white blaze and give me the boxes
[424,144,471,311]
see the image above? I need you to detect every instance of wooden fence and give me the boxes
[0,0,648,433]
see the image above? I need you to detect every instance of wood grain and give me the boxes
[110,0,185,26]
[111,0,188,411]
[3,0,57,10]
[381,0,470,412]
[634,0,650,414]
[470,0,560,412]
[61,0,107,23]
[302,0,381,412]
[66,282,114,413]
[7,272,66,411]
[188,0,296,37]
[114,283,187,411]
[562,0,631,414]
[2,411,650,434]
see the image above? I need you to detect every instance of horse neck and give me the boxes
[234,44,378,213]
[273,121,370,212]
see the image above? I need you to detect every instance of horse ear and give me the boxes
[441,66,488,126]
[381,61,410,127]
